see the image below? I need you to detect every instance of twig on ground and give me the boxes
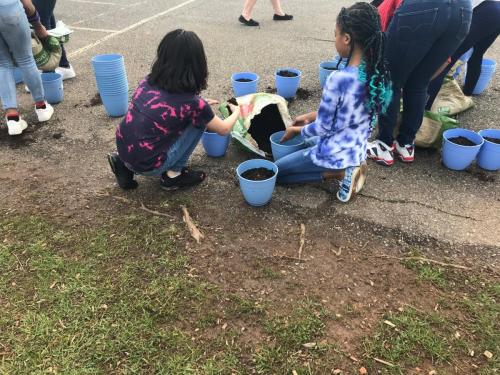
[375,254,471,270]
[264,255,307,263]
[374,358,395,367]
[181,205,204,244]
[298,224,306,260]
[140,201,175,218]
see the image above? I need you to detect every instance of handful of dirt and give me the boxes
[241,167,275,181]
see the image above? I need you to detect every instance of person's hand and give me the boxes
[280,126,301,143]
[228,103,240,114]
[291,113,312,127]
[206,98,219,106]
[34,24,49,40]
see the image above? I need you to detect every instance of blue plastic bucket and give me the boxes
[319,61,338,88]
[231,72,259,97]
[236,159,278,207]
[91,54,124,69]
[41,72,63,104]
[477,129,500,171]
[13,68,23,84]
[275,68,302,99]
[472,59,496,95]
[202,131,231,157]
[101,92,129,117]
[442,128,483,170]
[270,130,305,161]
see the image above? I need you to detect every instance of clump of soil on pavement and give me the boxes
[296,88,311,100]
[235,78,254,82]
[448,136,477,146]
[241,167,275,180]
[88,93,102,107]
[277,70,299,78]
[484,136,500,144]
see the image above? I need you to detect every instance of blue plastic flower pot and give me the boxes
[101,92,129,117]
[270,130,305,161]
[231,72,259,97]
[477,129,500,171]
[13,68,23,84]
[41,72,63,104]
[202,131,231,157]
[442,128,483,170]
[275,68,302,99]
[319,61,338,88]
[236,159,278,207]
[472,59,496,95]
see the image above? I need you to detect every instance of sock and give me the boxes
[167,170,181,178]
[35,101,46,109]
[7,113,20,122]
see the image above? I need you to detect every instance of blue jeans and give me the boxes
[140,125,204,177]
[32,0,70,68]
[0,0,45,110]
[275,137,330,184]
[378,0,472,146]
[427,0,500,105]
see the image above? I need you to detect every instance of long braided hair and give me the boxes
[337,2,392,127]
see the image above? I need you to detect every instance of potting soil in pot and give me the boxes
[277,70,298,77]
[241,167,275,181]
[323,67,337,71]
[448,136,477,146]
[484,136,500,144]
[235,78,253,82]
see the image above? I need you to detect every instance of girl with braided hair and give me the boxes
[276,2,392,203]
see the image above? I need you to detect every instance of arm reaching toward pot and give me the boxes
[206,104,240,136]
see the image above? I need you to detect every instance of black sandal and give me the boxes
[160,167,206,191]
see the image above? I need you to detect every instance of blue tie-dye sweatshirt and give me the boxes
[301,66,371,170]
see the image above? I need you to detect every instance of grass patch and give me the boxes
[403,258,448,288]
[364,308,452,374]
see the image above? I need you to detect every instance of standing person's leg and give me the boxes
[49,14,70,69]
[271,0,292,20]
[463,33,498,95]
[398,2,472,146]
[240,0,259,26]
[0,34,18,115]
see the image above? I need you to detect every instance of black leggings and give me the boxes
[427,0,500,107]
[32,0,70,68]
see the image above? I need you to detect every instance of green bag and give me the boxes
[31,33,62,72]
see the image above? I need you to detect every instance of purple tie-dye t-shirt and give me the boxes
[116,78,214,173]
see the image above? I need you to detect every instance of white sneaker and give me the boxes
[367,139,394,166]
[6,117,28,136]
[55,65,76,81]
[35,102,54,122]
[393,141,415,163]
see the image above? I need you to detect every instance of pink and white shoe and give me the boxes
[393,141,415,163]
[367,140,394,166]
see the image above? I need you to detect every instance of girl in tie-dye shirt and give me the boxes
[107,29,240,191]
[276,3,392,202]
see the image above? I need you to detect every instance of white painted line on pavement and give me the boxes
[69,0,117,5]
[68,0,200,58]
[69,26,118,33]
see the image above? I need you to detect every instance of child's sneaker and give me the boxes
[160,168,206,191]
[393,141,415,163]
[107,152,138,190]
[55,65,76,81]
[35,102,54,122]
[6,116,28,136]
[336,166,361,203]
[355,161,368,193]
[367,140,394,166]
